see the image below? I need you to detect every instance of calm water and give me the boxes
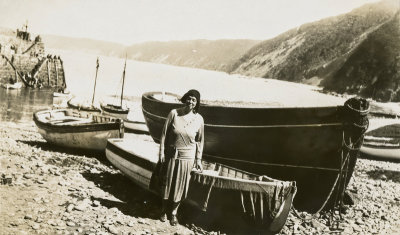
[0,49,346,124]
[0,88,54,123]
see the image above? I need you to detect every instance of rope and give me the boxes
[292,97,369,225]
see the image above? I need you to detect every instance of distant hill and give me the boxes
[125,39,260,71]
[41,34,126,57]
[228,0,399,101]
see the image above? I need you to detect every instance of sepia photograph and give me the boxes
[0,0,399,234]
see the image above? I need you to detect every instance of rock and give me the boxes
[67,221,76,227]
[311,219,325,230]
[23,174,34,179]
[74,202,88,211]
[92,200,101,207]
[66,204,75,212]
[32,224,40,230]
[107,225,119,234]
[24,214,33,220]
[127,221,135,227]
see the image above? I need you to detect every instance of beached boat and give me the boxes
[67,58,102,113]
[124,119,149,134]
[141,91,369,212]
[53,91,71,97]
[33,109,124,151]
[1,82,23,89]
[360,128,400,162]
[100,58,129,119]
[105,137,296,233]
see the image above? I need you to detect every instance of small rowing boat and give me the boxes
[105,137,296,233]
[34,109,124,151]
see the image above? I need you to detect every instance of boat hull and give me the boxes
[33,109,123,151]
[105,137,296,233]
[141,91,367,211]
[124,119,149,134]
[67,99,102,113]
[101,104,129,119]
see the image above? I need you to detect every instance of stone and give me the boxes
[67,221,76,227]
[24,214,33,220]
[107,225,119,234]
[32,224,40,230]
[93,200,101,207]
[66,204,74,212]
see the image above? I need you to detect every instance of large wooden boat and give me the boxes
[33,109,124,151]
[105,137,296,233]
[141,91,369,212]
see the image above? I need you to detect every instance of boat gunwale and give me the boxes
[67,99,102,113]
[33,109,122,133]
[142,91,344,111]
[101,103,130,114]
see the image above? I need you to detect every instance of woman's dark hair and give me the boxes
[181,89,201,113]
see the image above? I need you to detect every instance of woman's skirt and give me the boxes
[161,157,195,202]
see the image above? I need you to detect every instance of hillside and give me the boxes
[322,11,400,102]
[125,39,260,71]
[228,0,399,101]
[41,34,125,57]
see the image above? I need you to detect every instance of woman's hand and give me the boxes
[159,154,165,163]
[195,159,203,171]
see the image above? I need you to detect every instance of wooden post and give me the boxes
[55,60,59,87]
[47,60,50,86]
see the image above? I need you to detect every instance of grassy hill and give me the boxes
[228,0,399,101]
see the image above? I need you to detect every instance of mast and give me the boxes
[91,57,99,106]
[120,56,127,107]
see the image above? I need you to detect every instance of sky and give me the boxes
[0,0,382,45]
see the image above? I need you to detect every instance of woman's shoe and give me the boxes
[159,213,167,222]
[170,215,178,226]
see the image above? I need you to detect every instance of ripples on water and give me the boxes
[0,88,54,123]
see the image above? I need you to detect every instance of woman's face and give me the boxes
[185,95,197,111]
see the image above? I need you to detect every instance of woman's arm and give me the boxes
[159,110,175,163]
[195,115,204,170]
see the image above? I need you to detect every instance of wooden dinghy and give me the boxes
[67,98,102,114]
[105,137,296,233]
[360,123,400,162]
[141,91,369,212]
[33,109,124,151]
[2,82,23,89]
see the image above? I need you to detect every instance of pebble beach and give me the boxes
[1,117,400,235]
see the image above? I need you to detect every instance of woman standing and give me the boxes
[158,89,204,226]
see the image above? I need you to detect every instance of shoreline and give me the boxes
[1,121,400,234]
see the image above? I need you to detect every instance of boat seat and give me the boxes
[54,118,93,125]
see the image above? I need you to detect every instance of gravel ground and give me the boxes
[1,121,400,235]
